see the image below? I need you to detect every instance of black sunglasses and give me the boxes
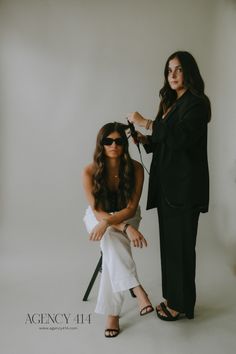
[102,137,125,146]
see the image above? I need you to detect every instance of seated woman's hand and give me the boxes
[89,220,108,241]
[125,225,148,248]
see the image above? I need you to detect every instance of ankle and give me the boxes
[106,315,119,327]
[131,285,141,296]
[107,315,119,318]
[132,285,146,296]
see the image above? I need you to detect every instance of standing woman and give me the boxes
[128,51,211,320]
[82,122,153,337]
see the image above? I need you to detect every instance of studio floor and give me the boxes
[1,224,236,354]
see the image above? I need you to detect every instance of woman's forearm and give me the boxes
[94,206,136,227]
[145,119,153,130]
[137,117,153,130]
[111,222,127,233]
[128,112,153,130]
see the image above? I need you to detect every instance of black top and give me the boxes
[144,90,209,212]
[103,189,122,212]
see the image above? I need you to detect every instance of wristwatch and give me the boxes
[123,223,130,235]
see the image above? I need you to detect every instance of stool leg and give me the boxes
[82,254,102,301]
[129,288,137,298]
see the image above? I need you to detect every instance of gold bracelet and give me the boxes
[145,119,152,130]
[123,223,130,235]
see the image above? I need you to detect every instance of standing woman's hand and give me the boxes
[125,225,148,248]
[89,219,109,241]
[136,131,149,145]
[127,112,146,127]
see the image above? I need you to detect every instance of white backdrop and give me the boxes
[0,0,219,251]
[1,0,236,267]
[0,1,236,353]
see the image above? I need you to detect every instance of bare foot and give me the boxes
[105,315,120,337]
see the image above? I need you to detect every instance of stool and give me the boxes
[82,252,136,301]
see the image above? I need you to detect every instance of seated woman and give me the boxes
[83,122,153,338]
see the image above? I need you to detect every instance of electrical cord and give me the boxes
[127,132,150,175]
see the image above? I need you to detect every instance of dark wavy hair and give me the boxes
[92,122,135,211]
[158,51,211,122]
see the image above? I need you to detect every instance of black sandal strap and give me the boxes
[140,305,154,316]
[160,302,167,312]
[161,305,174,318]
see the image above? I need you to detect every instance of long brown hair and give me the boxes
[158,51,211,122]
[92,122,135,210]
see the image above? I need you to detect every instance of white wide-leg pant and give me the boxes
[83,206,142,316]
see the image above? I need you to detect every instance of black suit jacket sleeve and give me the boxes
[143,136,155,154]
[150,100,208,150]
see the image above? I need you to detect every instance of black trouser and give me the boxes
[157,195,200,318]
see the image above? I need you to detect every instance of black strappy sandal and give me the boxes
[104,328,120,338]
[140,304,154,316]
[156,303,180,321]
[156,301,167,312]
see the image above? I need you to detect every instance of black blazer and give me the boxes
[144,90,209,212]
